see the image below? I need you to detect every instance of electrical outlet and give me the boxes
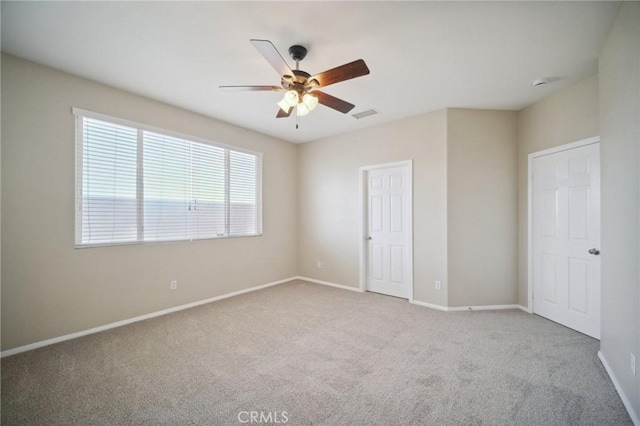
[317,261,325,269]
[631,353,636,376]
[435,281,442,290]
[170,280,178,290]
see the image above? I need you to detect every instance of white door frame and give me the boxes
[359,160,414,300]
[527,136,600,313]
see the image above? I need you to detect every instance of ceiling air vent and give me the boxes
[352,109,379,120]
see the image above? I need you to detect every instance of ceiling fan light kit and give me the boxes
[303,93,318,110]
[282,90,299,107]
[296,103,310,117]
[220,39,370,128]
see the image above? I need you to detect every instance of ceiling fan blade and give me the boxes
[219,85,283,92]
[308,59,370,88]
[250,39,294,79]
[276,106,294,118]
[314,91,355,114]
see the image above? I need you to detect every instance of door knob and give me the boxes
[367,236,372,240]
[588,248,600,255]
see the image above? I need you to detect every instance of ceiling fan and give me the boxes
[220,39,370,120]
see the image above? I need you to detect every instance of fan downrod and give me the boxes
[288,45,307,62]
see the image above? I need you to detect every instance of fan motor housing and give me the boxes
[282,70,311,88]
[292,70,310,79]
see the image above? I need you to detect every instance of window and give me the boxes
[74,108,262,247]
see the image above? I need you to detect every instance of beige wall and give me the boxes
[1,54,298,351]
[297,110,449,306]
[298,108,519,308]
[599,1,640,419]
[447,109,518,307]
[516,75,599,306]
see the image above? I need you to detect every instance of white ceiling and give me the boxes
[1,1,620,144]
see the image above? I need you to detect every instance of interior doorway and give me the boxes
[359,161,413,299]
[529,137,601,338]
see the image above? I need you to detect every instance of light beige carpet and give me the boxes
[1,280,632,425]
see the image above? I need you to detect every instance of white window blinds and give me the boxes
[75,109,262,247]
[79,118,139,245]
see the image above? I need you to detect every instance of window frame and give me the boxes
[73,107,263,248]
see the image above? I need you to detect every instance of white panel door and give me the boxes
[532,143,601,338]
[366,165,411,299]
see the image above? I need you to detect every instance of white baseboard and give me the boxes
[409,299,449,311]
[518,305,532,313]
[410,300,527,313]
[1,276,298,358]
[598,351,640,425]
[295,276,363,292]
[0,274,531,358]
[297,279,528,315]
[448,304,524,312]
